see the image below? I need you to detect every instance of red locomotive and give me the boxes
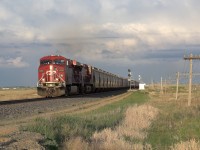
[37,55,130,97]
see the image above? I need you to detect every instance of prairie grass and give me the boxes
[0,88,40,101]
[146,88,200,150]
[22,91,148,149]
[91,104,158,150]
[170,139,200,150]
[17,87,200,149]
[64,137,89,150]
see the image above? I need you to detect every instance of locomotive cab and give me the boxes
[37,55,66,97]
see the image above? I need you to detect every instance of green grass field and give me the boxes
[21,91,148,149]
[21,88,200,149]
[146,101,200,149]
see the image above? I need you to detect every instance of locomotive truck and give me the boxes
[37,55,131,97]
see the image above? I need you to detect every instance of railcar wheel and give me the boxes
[65,86,70,96]
[65,91,68,96]
[81,86,85,95]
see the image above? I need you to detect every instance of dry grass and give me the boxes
[0,88,41,101]
[170,139,200,150]
[117,104,158,139]
[90,104,158,150]
[62,104,157,150]
[63,137,89,150]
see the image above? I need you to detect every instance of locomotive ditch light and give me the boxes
[72,60,77,65]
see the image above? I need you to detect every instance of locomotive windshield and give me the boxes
[40,59,65,65]
[54,59,65,65]
[40,60,52,65]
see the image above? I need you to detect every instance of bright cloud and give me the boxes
[0,57,29,68]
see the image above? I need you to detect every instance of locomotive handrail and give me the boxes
[37,70,65,86]
[37,73,45,87]
[48,71,66,86]
[57,74,66,86]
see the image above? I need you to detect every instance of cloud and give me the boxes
[1,0,200,86]
[51,20,200,67]
[0,57,29,68]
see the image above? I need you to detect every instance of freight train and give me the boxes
[37,55,137,97]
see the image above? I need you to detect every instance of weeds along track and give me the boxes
[0,90,130,122]
[0,90,131,136]
[0,93,105,105]
[47,90,132,116]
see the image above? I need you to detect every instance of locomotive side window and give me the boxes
[40,60,52,65]
[54,59,65,65]
[40,59,65,65]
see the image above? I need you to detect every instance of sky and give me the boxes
[1,0,200,87]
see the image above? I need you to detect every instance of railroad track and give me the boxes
[0,90,128,120]
[0,97,50,105]
[0,90,126,105]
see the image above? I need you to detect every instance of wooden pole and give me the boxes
[164,78,167,94]
[151,78,154,88]
[183,53,200,106]
[176,72,179,100]
[188,54,193,106]
[161,77,163,94]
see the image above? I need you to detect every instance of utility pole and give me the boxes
[184,53,200,106]
[160,77,163,94]
[176,72,180,100]
[164,78,167,94]
[128,69,132,90]
[151,78,154,88]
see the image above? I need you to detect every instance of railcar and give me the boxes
[37,55,130,97]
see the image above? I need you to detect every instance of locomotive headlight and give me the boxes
[55,78,59,81]
[42,78,45,82]
[60,74,63,77]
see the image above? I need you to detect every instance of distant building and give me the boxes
[139,83,146,90]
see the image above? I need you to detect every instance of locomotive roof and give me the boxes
[40,55,67,60]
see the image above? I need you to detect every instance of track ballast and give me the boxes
[0,90,127,121]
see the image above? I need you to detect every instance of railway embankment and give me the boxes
[1,88,200,149]
[0,90,146,149]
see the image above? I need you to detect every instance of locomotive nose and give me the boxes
[48,65,54,82]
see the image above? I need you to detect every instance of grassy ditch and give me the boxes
[21,91,148,149]
[146,101,200,149]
